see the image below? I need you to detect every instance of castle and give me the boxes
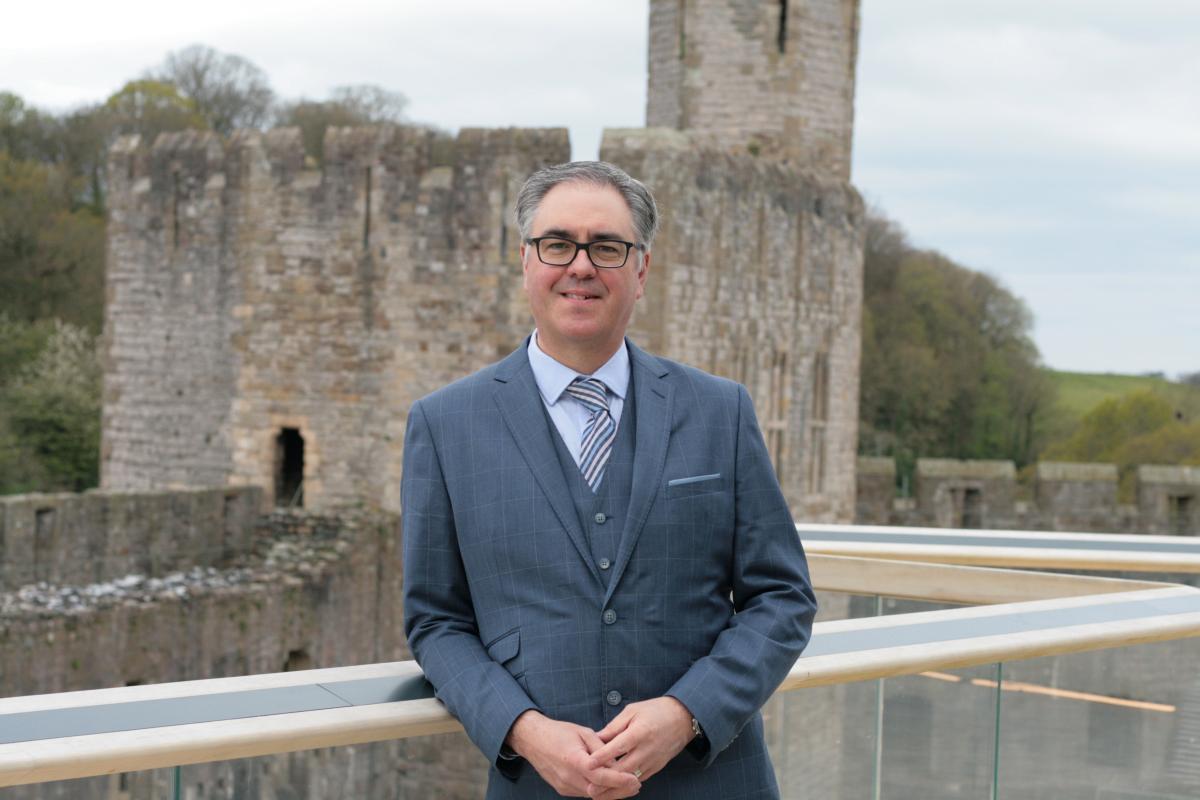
[5,2,867,797]
[6,4,1200,797]
[858,458,1200,535]
[100,0,866,526]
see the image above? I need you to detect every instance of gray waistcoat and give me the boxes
[546,386,637,589]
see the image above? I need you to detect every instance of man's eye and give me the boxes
[544,241,571,252]
[593,244,620,256]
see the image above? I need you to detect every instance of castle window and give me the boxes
[274,428,305,508]
[678,0,687,59]
[33,508,55,581]
[777,0,789,54]
[362,166,373,251]
[763,350,789,482]
[1170,494,1195,535]
[171,170,182,251]
[961,488,983,529]
[806,353,829,495]
[284,649,313,672]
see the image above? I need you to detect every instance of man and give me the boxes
[402,161,816,799]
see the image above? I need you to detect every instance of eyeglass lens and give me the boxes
[537,238,629,268]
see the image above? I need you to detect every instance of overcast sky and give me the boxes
[4,0,1196,377]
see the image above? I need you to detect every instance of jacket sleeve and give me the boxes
[666,383,818,767]
[401,398,538,776]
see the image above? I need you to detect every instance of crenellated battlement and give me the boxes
[103,121,864,519]
[856,457,1200,534]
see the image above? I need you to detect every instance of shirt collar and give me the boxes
[527,331,630,406]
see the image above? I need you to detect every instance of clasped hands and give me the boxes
[506,696,696,799]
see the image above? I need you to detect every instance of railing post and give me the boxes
[872,594,885,800]
[991,662,1003,800]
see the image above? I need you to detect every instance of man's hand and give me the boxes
[587,697,695,790]
[507,710,642,798]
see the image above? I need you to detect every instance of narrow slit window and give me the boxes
[777,0,789,54]
[275,428,305,508]
[362,166,373,251]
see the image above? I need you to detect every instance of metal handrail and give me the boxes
[4,553,1200,788]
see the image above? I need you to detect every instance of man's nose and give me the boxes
[564,246,597,278]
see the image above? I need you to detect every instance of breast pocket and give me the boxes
[664,473,732,547]
[665,472,723,500]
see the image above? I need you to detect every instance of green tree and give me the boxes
[103,79,208,141]
[153,44,275,135]
[1045,390,1174,463]
[858,208,1052,483]
[1045,390,1200,499]
[0,152,106,330]
[0,320,101,494]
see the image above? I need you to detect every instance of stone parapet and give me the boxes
[0,487,260,591]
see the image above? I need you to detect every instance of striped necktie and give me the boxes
[564,377,616,492]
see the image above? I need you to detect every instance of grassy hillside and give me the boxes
[1046,370,1198,418]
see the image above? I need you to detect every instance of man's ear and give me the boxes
[636,250,650,298]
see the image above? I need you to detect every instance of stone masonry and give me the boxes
[9,2,868,797]
[102,1,866,524]
[856,457,1200,535]
[647,0,860,181]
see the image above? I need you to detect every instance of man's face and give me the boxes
[521,181,649,365]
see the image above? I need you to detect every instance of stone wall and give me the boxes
[647,0,861,181]
[855,456,895,525]
[857,457,1200,535]
[605,128,864,521]
[103,126,570,512]
[1138,465,1200,535]
[0,498,492,800]
[103,124,865,523]
[0,487,260,591]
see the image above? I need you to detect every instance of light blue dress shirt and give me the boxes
[526,331,628,468]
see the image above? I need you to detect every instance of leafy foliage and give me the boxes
[0,317,101,493]
[858,209,1052,484]
[152,44,276,136]
[1044,390,1200,499]
[0,152,105,330]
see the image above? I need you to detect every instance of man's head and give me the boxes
[515,161,659,251]
[515,162,660,373]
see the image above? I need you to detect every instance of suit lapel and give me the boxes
[604,341,673,606]
[492,344,603,588]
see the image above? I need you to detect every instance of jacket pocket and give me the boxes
[666,472,723,499]
[485,627,520,666]
[485,627,528,693]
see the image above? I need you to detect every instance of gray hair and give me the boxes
[514,161,660,251]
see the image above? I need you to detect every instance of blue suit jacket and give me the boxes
[402,340,816,798]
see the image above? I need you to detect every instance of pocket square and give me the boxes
[667,473,721,487]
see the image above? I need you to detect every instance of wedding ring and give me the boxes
[633,769,643,779]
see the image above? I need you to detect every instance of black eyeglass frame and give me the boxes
[524,236,644,269]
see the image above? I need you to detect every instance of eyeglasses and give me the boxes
[525,236,642,269]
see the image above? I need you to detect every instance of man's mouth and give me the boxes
[561,291,598,301]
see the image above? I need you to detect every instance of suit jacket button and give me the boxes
[594,512,607,524]
[599,558,611,570]
[606,690,622,706]
[603,609,617,625]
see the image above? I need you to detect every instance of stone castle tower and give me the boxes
[647,0,860,180]
[101,0,865,523]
